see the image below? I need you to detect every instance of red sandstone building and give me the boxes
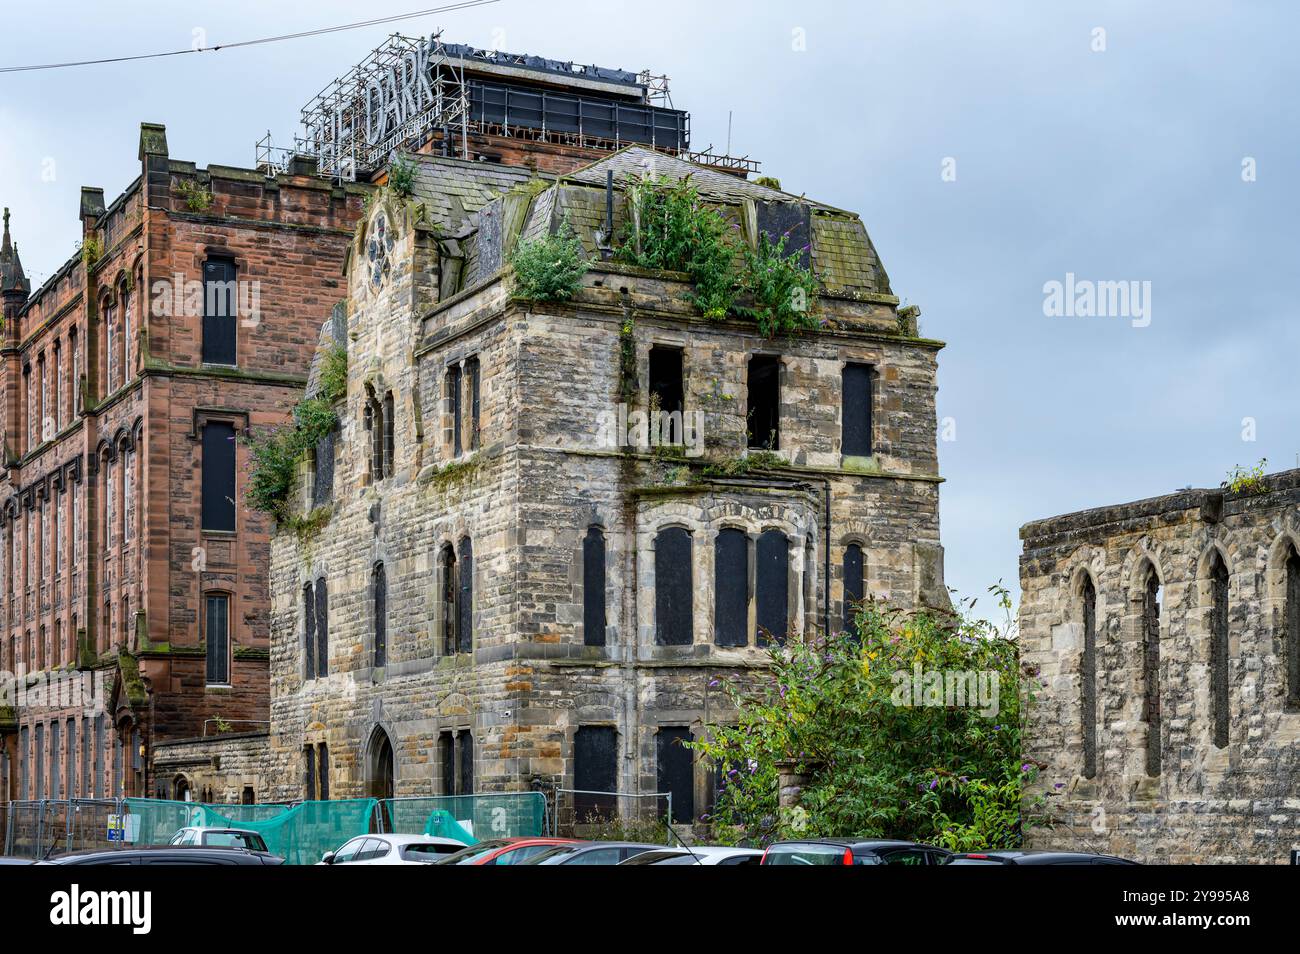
[0,123,364,802]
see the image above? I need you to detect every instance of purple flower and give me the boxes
[1054,782,1065,790]
[928,779,938,790]
[1021,763,1033,773]
[708,678,720,688]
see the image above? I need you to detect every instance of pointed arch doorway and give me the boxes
[367,726,395,801]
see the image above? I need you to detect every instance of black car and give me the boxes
[43,845,285,865]
[761,839,951,866]
[945,850,1137,865]
[521,842,660,865]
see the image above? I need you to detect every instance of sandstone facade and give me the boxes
[0,123,364,804]
[1021,474,1300,863]
[261,147,947,827]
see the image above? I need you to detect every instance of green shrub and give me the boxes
[1224,458,1268,496]
[689,586,1040,849]
[246,349,348,520]
[738,231,820,338]
[511,226,589,301]
[618,175,737,319]
[388,154,418,198]
[317,345,348,404]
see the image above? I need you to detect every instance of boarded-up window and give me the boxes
[201,422,236,532]
[317,742,330,800]
[19,726,28,800]
[843,543,865,637]
[312,427,335,507]
[66,719,76,798]
[440,544,457,655]
[458,538,473,654]
[373,564,387,668]
[1209,554,1229,749]
[1142,569,1162,776]
[315,578,329,678]
[1287,547,1300,709]
[439,732,455,796]
[574,726,617,822]
[205,593,230,685]
[842,363,873,457]
[583,526,606,646]
[466,356,481,451]
[656,727,694,824]
[304,745,317,800]
[756,530,790,644]
[1081,576,1097,778]
[447,366,462,457]
[303,583,316,680]
[50,719,61,800]
[34,723,44,800]
[459,732,474,796]
[655,527,693,646]
[94,716,104,798]
[201,258,237,365]
[714,528,748,647]
[747,355,781,450]
[383,392,395,478]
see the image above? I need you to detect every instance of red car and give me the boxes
[434,837,580,866]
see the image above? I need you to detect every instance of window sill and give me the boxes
[204,683,233,691]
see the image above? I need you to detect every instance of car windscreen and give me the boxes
[400,843,463,861]
[763,843,851,865]
[204,832,267,851]
[436,840,512,864]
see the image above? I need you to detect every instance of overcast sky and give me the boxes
[1,1,1295,611]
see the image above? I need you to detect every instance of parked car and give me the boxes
[0,857,32,865]
[521,842,661,865]
[320,834,467,865]
[434,837,580,865]
[761,838,951,866]
[43,846,284,865]
[619,846,764,866]
[168,827,269,852]
[945,850,1138,865]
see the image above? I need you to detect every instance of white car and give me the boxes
[617,846,764,866]
[319,833,467,865]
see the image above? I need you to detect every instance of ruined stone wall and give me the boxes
[1021,474,1300,863]
[151,731,270,804]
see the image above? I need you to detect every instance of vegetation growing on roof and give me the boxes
[246,345,348,522]
[736,231,820,338]
[80,236,102,267]
[618,175,820,337]
[1224,458,1268,496]
[618,174,736,320]
[176,179,214,213]
[510,223,589,301]
[388,154,418,198]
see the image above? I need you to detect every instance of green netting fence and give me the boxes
[124,797,379,866]
[380,793,548,842]
[5,793,548,863]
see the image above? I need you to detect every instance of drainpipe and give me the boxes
[820,477,832,635]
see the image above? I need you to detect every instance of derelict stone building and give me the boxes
[261,144,949,825]
[1020,473,1300,863]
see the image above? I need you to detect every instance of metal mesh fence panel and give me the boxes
[381,793,547,842]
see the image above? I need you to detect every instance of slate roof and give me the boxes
[408,153,539,234]
[563,146,845,213]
